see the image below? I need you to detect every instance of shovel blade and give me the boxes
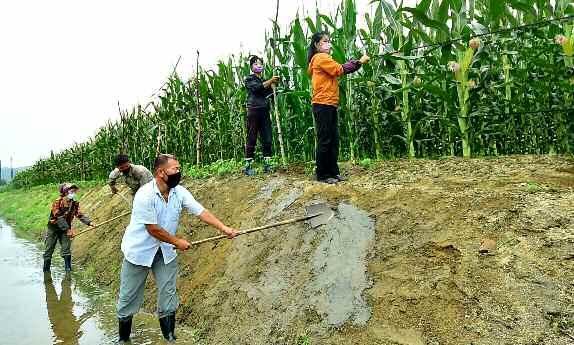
[305,203,335,228]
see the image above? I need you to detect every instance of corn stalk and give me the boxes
[11,0,574,187]
[272,0,287,167]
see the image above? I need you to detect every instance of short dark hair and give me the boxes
[115,154,130,167]
[249,55,262,67]
[154,154,176,172]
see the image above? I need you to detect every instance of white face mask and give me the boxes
[67,193,76,200]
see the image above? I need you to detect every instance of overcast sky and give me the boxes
[0,0,416,168]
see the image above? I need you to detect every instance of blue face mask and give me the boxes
[252,65,264,74]
[67,192,76,200]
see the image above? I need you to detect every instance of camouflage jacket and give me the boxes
[108,164,153,195]
[48,197,92,231]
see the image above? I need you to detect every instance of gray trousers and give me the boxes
[117,250,179,319]
[44,224,72,259]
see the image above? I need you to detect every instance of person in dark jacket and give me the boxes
[243,55,280,175]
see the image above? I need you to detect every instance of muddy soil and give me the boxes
[73,156,574,344]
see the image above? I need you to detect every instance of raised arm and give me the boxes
[245,75,266,93]
[315,53,369,76]
[245,75,279,93]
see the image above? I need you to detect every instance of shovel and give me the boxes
[190,202,334,246]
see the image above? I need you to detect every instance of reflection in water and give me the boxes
[43,273,90,345]
[0,219,194,345]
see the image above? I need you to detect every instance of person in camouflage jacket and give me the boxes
[43,183,94,272]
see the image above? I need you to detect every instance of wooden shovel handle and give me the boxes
[75,211,132,237]
[190,213,321,246]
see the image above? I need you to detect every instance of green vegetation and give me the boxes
[358,157,376,169]
[185,159,246,179]
[11,0,574,188]
[0,182,99,236]
[296,334,312,345]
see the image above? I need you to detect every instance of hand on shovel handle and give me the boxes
[175,238,191,251]
[222,226,238,239]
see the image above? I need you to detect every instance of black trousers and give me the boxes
[313,104,340,180]
[245,107,273,159]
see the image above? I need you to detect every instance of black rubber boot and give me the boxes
[43,259,51,272]
[169,312,177,340]
[118,316,132,343]
[159,313,176,342]
[64,255,72,272]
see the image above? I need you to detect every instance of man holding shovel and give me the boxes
[44,183,95,272]
[108,154,153,196]
[116,154,237,343]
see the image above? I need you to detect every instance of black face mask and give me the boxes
[121,168,131,176]
[165,172,181,189]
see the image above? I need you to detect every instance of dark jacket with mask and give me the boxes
[244,74,273,110]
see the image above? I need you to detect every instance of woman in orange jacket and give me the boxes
[307,31,370,184]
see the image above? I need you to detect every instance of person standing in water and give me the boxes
[44,183,95,272]
[307,31,370,184]
[243,55,280,175]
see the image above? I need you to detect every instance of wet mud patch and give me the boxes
[306,203,376,327]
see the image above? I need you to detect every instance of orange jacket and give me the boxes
[308,53,345,106]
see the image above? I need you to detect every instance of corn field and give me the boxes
[13,0,574,188]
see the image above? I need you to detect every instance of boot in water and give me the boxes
[43,259,51,272]
[64,255,72,272]
[118,316,133,343]
[159,313,177,342]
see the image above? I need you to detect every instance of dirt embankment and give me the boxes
[73,156,574,344]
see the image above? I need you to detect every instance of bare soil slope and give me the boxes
[73,156,574,345]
